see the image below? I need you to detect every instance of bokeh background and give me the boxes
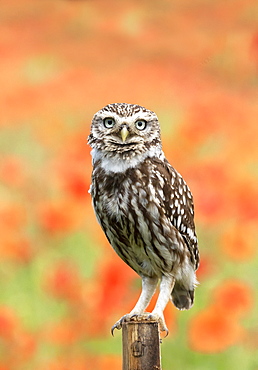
[0,0,258,369]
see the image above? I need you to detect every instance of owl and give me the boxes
[88,103,199,335]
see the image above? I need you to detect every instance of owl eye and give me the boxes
[103,117,115,129]
[135,120,147,130]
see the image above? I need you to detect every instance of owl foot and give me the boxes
[111,314,128,335]
[147,312,169,337]
[111,312,169,336]
[111,313,149,335]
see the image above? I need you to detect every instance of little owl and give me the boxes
[88,103,200,335]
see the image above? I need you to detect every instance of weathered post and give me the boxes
[122,320,162,370]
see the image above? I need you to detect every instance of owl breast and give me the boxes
[92,167,151,275]
[91,159,186,278]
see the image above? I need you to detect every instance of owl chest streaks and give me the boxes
[92,158,193,278]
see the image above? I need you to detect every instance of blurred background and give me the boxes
[0,0,258,369]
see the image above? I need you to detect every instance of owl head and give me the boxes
[88,103,162,159]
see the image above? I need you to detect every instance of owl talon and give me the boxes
[111,314,131,336]
[111,321,122,336]
[147,313,169,336]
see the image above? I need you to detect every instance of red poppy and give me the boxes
[45,262,83,304]
[250,32,258,63]
[40,356,90,370]
[220,223,256,261]
[213,280,253,318]
[86,258,136,334]
[188,305,243,353]
[44,318,84,346]
[97,355,122,370]
[96,258,136,313]
[38,200,81,234]
[0,156,26,188]
[196,254,216,281]
[14,330,37,363]
[233,182,258,222]
[0,307,18,340]
[0,235,33,263]
[0,204,27,231]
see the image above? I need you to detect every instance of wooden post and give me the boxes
[122,320,162,370]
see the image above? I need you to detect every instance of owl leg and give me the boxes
[111,276,158,335]
[129,275,159,315]
[148,275,175,335]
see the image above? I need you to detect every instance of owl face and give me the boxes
[88,103,162,158]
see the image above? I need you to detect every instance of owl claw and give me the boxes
[111,314,130,336]
[147,313,169,337]
[111,313,149,335]
[111,322,121,336]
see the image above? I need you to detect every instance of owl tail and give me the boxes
[171,283,194,310]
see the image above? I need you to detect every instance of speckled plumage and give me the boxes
[88,103,200,334]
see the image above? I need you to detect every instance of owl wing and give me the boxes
[151,157,199,270]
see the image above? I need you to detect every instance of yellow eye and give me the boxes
[135,119,147,130]
[103,117,115,128]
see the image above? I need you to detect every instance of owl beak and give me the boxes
[120,126,129,142]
